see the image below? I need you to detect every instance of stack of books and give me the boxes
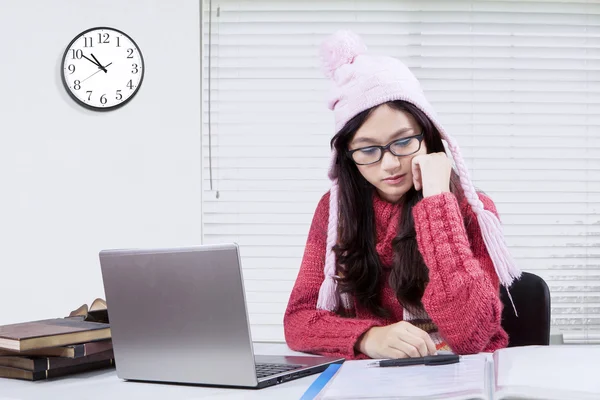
[0,298,114,381]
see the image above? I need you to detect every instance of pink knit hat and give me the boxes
[316,30,522,312]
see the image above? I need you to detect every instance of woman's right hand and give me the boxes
[357,321,438,359]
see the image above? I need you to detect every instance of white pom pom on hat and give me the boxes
[319,30,367,78]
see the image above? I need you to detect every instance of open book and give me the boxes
[316,346,600,400]
[67,298,109,323]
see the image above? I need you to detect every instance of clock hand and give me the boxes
[80,62,113,83]
[90,53,108,73]
[81,54,103,69]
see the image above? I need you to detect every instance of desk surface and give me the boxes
[0,343,320,400]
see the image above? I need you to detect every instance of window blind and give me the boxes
[202,0,600,343]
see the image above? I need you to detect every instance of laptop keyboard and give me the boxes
[255,362,303,379]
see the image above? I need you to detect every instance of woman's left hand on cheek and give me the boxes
[411,153,452,198]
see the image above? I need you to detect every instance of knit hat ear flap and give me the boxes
[316,177,340,311]
[316,179,354,312]
[316,33,367,312]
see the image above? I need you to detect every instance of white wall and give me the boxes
[0,0,202,325]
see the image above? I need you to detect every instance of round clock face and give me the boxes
[61,27,144,111]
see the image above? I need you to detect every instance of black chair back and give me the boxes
[499,271,551,347]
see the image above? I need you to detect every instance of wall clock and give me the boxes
[61,27,145,111]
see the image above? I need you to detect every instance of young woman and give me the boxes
[283,31,521,360]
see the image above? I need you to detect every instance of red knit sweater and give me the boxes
[283,191,508,359]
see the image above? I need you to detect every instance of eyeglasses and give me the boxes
[347,133,424,165]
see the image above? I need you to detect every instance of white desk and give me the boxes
[0,343,319,400]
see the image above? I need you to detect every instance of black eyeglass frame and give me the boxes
[346,133,425,166]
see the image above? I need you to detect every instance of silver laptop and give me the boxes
[99,243,344,389]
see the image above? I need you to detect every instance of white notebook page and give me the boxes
[319,354,488,400]
[495,346,600,398]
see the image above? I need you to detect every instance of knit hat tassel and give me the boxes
[477,210,522,316]
[316,180,340,312]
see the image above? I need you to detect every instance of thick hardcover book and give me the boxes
[0,358,114,381]
[0,339,113,359]
[0,349,114,372]
[0,318,111,352]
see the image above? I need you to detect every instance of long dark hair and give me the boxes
[331,100,467,318]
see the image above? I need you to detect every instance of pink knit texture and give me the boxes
[284,191,509,359]
[317,177,340,311]
[319,30,367,79]
[316,30,521,312]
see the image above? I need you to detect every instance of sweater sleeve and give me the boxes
[412,192,509,355]
[283,192,384,360]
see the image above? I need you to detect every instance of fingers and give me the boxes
[411,156,422,191]
[388,336,423,358]
[424,336,438,356]
[404,324,438,355]
[410,152,453,198]
[381,345,411,359]
[370,321,438,360]
[399,331,431,357]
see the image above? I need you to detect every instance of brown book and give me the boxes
[0,318,111,352]
[0,349,114,372]
[0,339,113,359]
[0,358,114,381]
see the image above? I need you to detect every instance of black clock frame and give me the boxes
[60,26,145,111]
